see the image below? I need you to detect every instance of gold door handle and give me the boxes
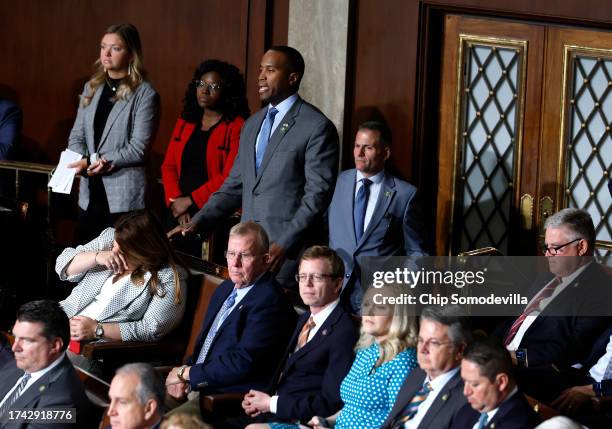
[540,196,554,233]
[520,194,534,230]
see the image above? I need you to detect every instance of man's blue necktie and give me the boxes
[354,178,372,241]
[255,107,279,174]
[196,288,238,364]
[477,412,488,429]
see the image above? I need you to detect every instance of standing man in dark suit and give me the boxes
[230,246,358,427]
[452,339,539,429]
[496,208,612,370]
[165,221,296,415]
[382,305,471,429]
[170,46,340,288]
[106,363,165,429]
[328,121,427,313]
[0,99,21,161]
[0,300,90,429]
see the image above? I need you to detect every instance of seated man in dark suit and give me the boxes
[229,246,359,428]
[107,363,165,429]
[453,338,539,429]
[165,221,296,414]
[0,300,91,428]
[496,208,611,370]
[382,305,471,429]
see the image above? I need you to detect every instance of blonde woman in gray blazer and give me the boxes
[67,24,159,242]
[56,210,187,343]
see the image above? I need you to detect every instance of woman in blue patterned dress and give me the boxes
[250,285,417,429]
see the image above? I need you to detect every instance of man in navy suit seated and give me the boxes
[328,120,428,314]
[452,338,539,429]
[229,246,359,427]
[0,300,91,428]
[165,221,296,414]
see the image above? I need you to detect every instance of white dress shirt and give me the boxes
[79,274,130,320]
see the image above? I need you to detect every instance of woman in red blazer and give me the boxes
[162,60,249,251]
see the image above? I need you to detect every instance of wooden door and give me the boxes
[436,15,612,261]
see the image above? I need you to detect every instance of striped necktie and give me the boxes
[0,373,31,418]
[296,316,316,350]
[504,276,562,346]
[197,288,238,364]
[391,381,432,428]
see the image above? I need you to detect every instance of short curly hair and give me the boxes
[181,59,250,123]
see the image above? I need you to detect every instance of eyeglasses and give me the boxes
[541,238,581,255]
[224,251,260,262]
[194,80,222,92]
[417,337,453,350]
[295,273,337,284]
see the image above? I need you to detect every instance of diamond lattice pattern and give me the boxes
[459,44,521,254]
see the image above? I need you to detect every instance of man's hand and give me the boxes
[268,243,286,273]
[169,196,193,218]
[242,390,271,417]
[166,367,189,400]
[178,213,192,225]
[69,316,97,341]
[168,221,198,239]
[551,385,594,415]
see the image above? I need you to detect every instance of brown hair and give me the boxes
[114,210,182,304]
[299,245,345,279]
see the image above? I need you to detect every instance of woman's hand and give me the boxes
[67,158,88,174]
[69,316,97,341]
[96,249,129,274]
[169,196,193,217]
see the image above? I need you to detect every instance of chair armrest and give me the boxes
[200,392,246,418]
[81,339,184,364]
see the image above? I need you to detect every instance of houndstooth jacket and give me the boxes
[56,227,187,342]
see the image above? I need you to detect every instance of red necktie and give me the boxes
[504,277,562,346]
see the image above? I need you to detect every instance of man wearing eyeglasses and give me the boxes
[229,246,358,427]
[382,305,471,429]
[495,208,612,376]
[165,221,296,418]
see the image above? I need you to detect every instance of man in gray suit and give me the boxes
[171,46,339,287]
[328,121,427,313]
[382,305,471,429]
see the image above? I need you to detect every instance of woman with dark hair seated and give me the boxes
[56,210,187,345]
[161,59,249,255]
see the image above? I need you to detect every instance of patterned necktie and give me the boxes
[255,106,279,174]
[296,316,316,350]
[0,373,31,418]
[354,178,372,241]
[504,276,562,346]
[392,381,432,428]
[477,412,489,429]
[197,288,238,364]
[603,353,612,381]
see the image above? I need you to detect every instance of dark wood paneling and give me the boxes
[0,0,259,170]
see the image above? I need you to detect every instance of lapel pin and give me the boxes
[322,329,328,336]
[442,394,448,401]
[385,191,391,197]
[490,423,495,428]
[280,123,290,134]
[239,305,244,310]
[39,385,46,392]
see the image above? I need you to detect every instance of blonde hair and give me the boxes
[161,413,210,429]
[81,23,145,107]
[357,284,417,366]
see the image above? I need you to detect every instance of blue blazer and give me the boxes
[451,390,539,429]
[0,99,21,160]
[272,303,359,422]
[187,272,296,394]
[328,169,428,310]
[0,355,91,429]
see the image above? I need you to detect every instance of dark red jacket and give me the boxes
[161,116,244,208]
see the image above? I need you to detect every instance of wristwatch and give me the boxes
[95,322,104,339]
[177,365,189,382]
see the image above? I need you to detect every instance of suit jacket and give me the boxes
[0,99,21,160]
[56,227,187,342]
[271,303,359,422]
[161,116,244,208]
[495,262,612,369]
[67,81,159,213]
[382,368,466,429]
[451,390,538,429]
[187,272,296,394]
[0,355,91,429]
[328,169,428,311]
[192,96,339,258]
